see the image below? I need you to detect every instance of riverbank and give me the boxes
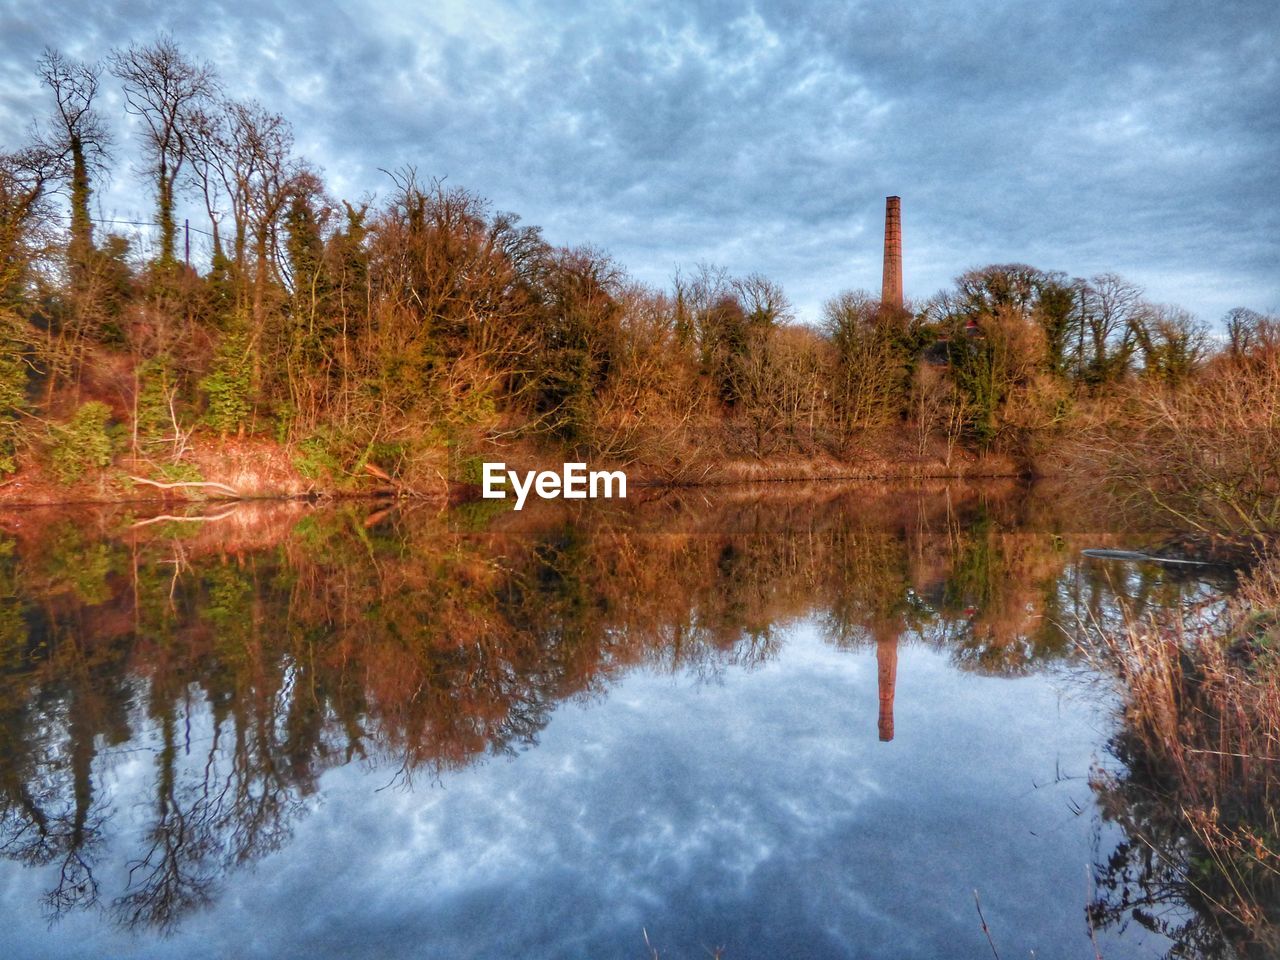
[1089,547,1280,956]
[0,429,1026,506]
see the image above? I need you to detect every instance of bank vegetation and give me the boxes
[2,38,1276,511]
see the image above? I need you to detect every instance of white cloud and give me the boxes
[1,0,1276,320]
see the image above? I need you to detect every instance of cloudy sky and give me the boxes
[1,0,1276,323]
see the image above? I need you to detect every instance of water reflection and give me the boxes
[0,484,1239,956]
[876,632,898,742]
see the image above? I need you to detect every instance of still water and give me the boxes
[0,485,1233,958]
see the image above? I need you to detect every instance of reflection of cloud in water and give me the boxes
[0,494,1234,958]
[10,623,1156,960]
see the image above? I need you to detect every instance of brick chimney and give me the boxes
[881,195,903,311]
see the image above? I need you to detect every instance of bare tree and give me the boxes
[1224,307,1280,370]
[913,364,968,469]
[673,262,731,367]
[1076,272,1142,386]
[733,273,793,327]
[0,142,61,307]
[184,98,298,279]
[587,282,705,466]
[823,289,908,434]
[182,104,231,264]
[182,96,305,402]
[110,36,216,266]
[37,49,111,278]
[1130,303,1208,387]
[227,101,302,351]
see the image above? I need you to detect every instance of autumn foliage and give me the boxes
[1,38,1276,508]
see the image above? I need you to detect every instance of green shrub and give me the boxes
[201,330,252,435]
[155,461,203,483]
[292,434,343,482]
[0,338,27,476]
[365,440,409,477]
[449,495,510,530]
[0,349,25,417]
[453,453,487,486]
[49,401,115,484]
[135,358,177,440]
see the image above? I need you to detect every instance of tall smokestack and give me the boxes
[881,195,903,311]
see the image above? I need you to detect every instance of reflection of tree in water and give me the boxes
[1086,594,1279,960]
[0,489,1228,936]
[1089,743,1280,959]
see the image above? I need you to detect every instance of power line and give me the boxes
[47,211,217,239]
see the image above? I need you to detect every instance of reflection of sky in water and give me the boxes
[3,621,1172,959]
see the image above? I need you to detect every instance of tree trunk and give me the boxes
[67,135,94,284]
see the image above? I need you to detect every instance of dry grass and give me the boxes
[1081,358,1280,544]
[1089,553,1280,949]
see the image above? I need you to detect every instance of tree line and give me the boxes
[2,36,1277,488]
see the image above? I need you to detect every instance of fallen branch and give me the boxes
[130,507,241,529]
[128,476,242,498]
[360,462,429,498]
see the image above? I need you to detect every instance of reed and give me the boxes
[1088,554,1280,952]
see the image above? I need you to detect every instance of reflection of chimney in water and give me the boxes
[881,196,903,312]
[874,620,900,742]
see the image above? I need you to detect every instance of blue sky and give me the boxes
[1,0,1276,323]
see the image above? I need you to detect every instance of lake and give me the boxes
[0,483,1240,958]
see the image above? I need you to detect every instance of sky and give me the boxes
[0,0,1276,324]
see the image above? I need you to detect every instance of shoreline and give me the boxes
[0,435,1034,507]
[0,465,1036,507]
